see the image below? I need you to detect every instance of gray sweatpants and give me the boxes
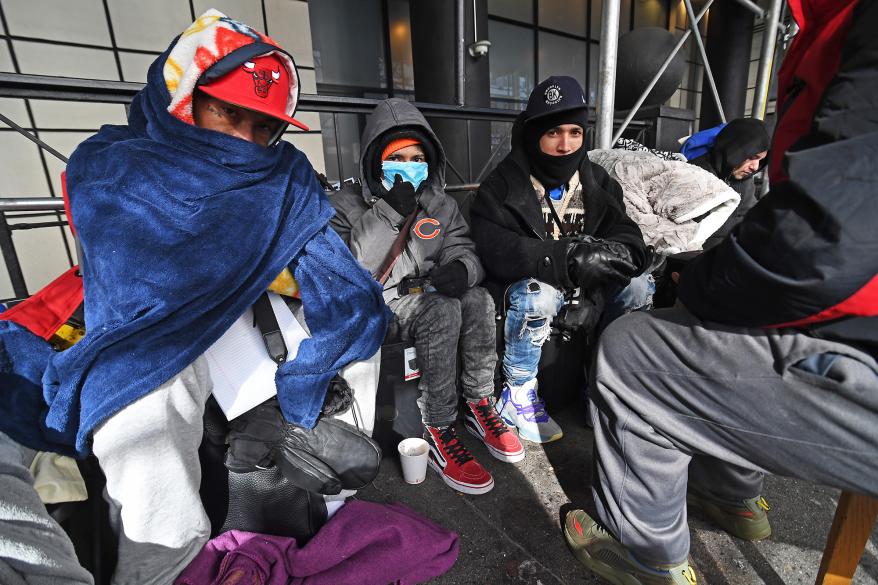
[590,305,878,566]
[390,287,497,427]
[92,356,213,585]
[0,431,94,585]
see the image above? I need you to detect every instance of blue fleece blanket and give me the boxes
[0,45,388,455]
[0,319,73,454]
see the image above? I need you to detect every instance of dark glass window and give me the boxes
[489,20,536,102]
[309,0,388,89]
[538,32,587,89]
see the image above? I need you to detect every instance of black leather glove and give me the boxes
[429,261,469,298]
[567,236,639,290]
[225,398,381,495]
[381,174,417,217]
[553,290,605,338]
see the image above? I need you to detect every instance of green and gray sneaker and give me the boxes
[563,509,698,585]
[686,491,771,541]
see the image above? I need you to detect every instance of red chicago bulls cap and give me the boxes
[199,52,309,131]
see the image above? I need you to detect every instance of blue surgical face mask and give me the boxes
[381,161,429,192]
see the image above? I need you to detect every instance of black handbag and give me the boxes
[233,293,382,494]
[224,395,382,496]
[199,395,327,543]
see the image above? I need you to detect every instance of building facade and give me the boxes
[0,0,779,299]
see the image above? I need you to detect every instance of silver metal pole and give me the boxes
[595,0,621,149]
[611,0,714,145]
[732,0,786,34]
[733,0,763,17]
[456,0,466,106]
[472,0,478,42]
[0,198,64,212]
[751,0,783,120]
[683,0,725,123]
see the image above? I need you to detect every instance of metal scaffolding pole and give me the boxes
[595,0,620,149]
[611,0,714,145]
[683,0,726,124]
[456,0,466,107]
[751,0,784,120]
[733,0,763,16]
[733,0,786,33]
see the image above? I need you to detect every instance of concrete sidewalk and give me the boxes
[358,409,878,585]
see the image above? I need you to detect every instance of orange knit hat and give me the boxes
[381,137,422,161]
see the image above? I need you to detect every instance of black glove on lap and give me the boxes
[381,175,417,218]
[429,261,469,298]
[567,236,639,290]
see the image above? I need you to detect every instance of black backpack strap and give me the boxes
[252,292,288,366]
[544,193,568,238]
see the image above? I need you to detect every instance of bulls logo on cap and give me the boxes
[242,60,281,98]
[198,52,309,131]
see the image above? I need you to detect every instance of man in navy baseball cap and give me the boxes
[522,76,591,190]
[469,76,648,445]
[525,75,589,120]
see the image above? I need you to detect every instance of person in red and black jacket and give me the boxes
[562,1,878,583]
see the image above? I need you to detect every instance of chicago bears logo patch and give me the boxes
[414,218,441,239]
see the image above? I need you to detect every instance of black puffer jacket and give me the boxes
[469,115,647,302]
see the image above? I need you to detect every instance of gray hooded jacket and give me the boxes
[329,98,484,304]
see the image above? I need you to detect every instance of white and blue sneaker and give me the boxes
[495,378,563,443]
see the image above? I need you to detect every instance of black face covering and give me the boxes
[710,118,770,179]
[523,109,589,190]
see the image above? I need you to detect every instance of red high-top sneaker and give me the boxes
[423,424,494,495]
[463,397,525,463]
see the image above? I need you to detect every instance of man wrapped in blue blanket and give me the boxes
[0,10,388,585]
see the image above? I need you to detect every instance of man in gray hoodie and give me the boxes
[330,99,525,495]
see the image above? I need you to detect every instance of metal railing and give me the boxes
[0,72,650,301]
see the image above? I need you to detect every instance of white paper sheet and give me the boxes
[203,293,309,420]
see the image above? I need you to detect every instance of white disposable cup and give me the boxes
[397,437,430,484]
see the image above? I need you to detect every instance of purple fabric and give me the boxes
[175,500,459,585]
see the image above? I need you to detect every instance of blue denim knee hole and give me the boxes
[503,279,565,385]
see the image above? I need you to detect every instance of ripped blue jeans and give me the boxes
[503,274,657,386]
[503,279,565,386]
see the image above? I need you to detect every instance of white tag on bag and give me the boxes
[403,346,420,381]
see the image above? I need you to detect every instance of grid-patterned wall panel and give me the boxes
[0,0,324,299]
